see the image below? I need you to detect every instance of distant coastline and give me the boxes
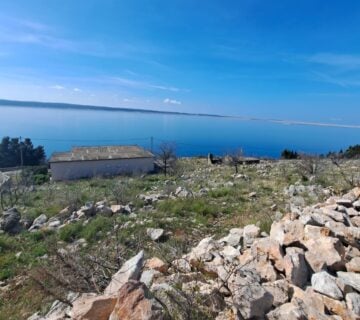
[1,98,360,129]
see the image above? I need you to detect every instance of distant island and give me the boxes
[1,98,360,129]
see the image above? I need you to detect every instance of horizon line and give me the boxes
[1,98,360,129]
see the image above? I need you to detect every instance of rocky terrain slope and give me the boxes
[27,187,360,320]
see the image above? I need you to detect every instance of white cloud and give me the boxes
[73,87,81,92]
[308,53,360,69]
[111,76,182,92]
[50,84,65,90]
[163,98,182,105]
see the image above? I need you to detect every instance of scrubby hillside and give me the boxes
[0,158,359,319]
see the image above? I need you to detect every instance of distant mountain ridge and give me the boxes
[1,99,359,129]
[0,99,223,118]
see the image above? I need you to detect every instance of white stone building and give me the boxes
[49,145,154,181]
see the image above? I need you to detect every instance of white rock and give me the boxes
[346,292,360,316]
[337,271,360,292]
[104,250,144,296]
[311,271,343,300]
[146,228,164,241]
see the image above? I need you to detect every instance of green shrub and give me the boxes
[80,216,112,242]
[0,235,15,253]
[59,222,84,242]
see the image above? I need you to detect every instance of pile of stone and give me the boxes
[0,200,136,235]
[29,187,360,319]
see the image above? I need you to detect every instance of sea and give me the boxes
[1,105,359,159]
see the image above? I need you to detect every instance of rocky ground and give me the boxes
[0,158,360,319]
[27,187,360,319]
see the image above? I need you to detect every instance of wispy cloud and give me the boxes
[73,88,82,92]
[163,98,182,105]
[0,16,162,60]
[111,76,182,92]
[50,85,65,90]
[311,71,360,88]
[308,53,360,69]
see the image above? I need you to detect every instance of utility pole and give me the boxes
[19,136,24,167]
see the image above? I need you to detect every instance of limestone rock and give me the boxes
[227,267,273,319]
[346,257,360,273]
[145,257,168,273]
[304,237,345,272]
[218,228,243,247]
[243,224,260,247]
[270,219,304,247]
[266,302,307,320]
[70,293,117,320]
[337,271,360,292]
[104,251,144,296]
[188,237,220,265]
[263,280,289,307]
[109,280,165,320]
[311,271,343,300]
[146,228,165,241]
[345,292,360,316]
[283,247,309,288]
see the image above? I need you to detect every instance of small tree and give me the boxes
[225,148,243,173]
[281,149,299,160]
[157,142,177,176]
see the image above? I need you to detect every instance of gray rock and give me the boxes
[151,283,191,320]
[263,280,290,307]
[337,271,360,292]
[104,250,144,296]
[243,224,260,247]
[146,228,165,241]
[218,228,243,247]
[140,269,161,287]
[266,302,307,320]
[0,208,22,234]
[311,271,343,300]
[284,247,309,288]
[227,268,273,319]
[346,292,360,316]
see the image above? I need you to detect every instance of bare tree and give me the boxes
[329,154,360,188]
[224,148,243,174]
[157,142,177,176]
[296,153,323,181]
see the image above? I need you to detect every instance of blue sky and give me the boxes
[1,0,360,123]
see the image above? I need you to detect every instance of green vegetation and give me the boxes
[0,136,45,167]
[0,157,359,319]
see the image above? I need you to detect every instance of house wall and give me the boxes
[50,157,154,181]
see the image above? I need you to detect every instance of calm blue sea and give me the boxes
[1,106,359,158]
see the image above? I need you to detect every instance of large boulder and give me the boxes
[337,271,360,292]
[109,280,166,320]
[70,293,117,320]
[266,302,307,320]
[104,251,144,296]
[0,208,22,234]
[270,218,304,247]
[227,267,273,319]
[283,247,309,288]
[29,214,48,231]
[311,271,343,300]
[263,280,290,307]
[346,292,360,317]
[304,237,345,272]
